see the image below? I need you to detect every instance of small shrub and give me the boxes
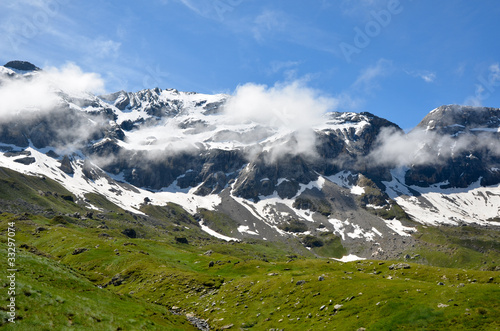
[279,220,308,233]
[302,235,324,247]
[51,215,67,224]
[122,228,137,238]
[61,195,74,202]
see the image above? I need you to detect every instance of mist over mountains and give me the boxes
[1,61,500,259]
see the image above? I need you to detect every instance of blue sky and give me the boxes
[1,0,500,130]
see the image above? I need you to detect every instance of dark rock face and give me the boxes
[416,105,500,134]
[229,112,401,201]
[406,105,500,188]
[4,61,41,72]
[230,154,317,201]
[405,154,486,188]
[0,106,108,151]
[0,124,30,147]
[59,155,74,175]
[14,157,36,165]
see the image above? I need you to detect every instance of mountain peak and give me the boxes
[4,60,41,72]
[416,104,500,132]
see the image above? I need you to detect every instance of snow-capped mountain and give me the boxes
[1,62,499,259]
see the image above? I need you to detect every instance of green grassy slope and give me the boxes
[0,167,499,330]
[0,235,196,329]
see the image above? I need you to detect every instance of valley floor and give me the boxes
[1,210,499,331]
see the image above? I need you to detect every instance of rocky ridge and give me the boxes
[1,62,499,259]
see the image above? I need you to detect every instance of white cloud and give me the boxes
[419,72,436,83]
[224,80,338,160]
[352,58,393,93]
[0,62,105,119]
[268,60,300,74]
[489,63,500,82]
[455,62,466,77]
[464,63,500,107]
[406,70,436,83]
[92,39,122,58]
[167,0,244,21]
[340,0,388,19]
[225,80,336,129]
[369,126,500,167]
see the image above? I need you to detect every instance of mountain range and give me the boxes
[1,61,500,330]
[1,60,499,260]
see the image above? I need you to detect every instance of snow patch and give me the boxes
[200,221,239,242]
[238,225,259,236]
[350,185,365,195]
[384,219,416,236]
[331,254,366,262]
[384,168,500,226]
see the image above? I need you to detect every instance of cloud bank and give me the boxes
[0,63,107,153]
[0,62,105,120]
[369,126,500,167]
[224,80,338,160]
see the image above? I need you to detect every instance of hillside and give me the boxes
[0,62,499,329]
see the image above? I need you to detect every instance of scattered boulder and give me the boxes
[72,248,89,255]
[175,237,188,244]
[122,228,137,238]
[186,314,210,331]
[14,157,36,165]
[388,263,411,270]
[108,273,125,286]
[296,280,306,286]
[4,150,31,157]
